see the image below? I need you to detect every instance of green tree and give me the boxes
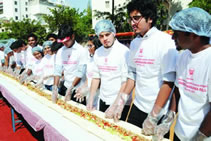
[2,18,47,43]
[189,0,211,13]
[42,4,93,43]
[94,1,131,33]
[94,0,172,32]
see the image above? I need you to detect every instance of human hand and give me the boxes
[112,93,129,122]
[64,86,75,102]
[74,87,89,103]
[142,105,163,136]
[192,130,207,141]
[153,110,176,140]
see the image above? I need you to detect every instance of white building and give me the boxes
[0,0,69,22]
[91,0,193,29]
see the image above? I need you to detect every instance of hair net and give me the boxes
[169,7,211,37]
[0,43,5,49]
[42,41,53,49]
[5,38,16,48]
[95,20,116,36]
[4,47,13,55]
[32,46,43,54]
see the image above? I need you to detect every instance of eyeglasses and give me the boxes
[87,44,94,48]
[128,15,143,23]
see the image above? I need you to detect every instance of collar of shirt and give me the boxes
[143,27,158,39]
[64,41,78,50]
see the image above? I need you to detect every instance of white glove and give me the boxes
[52,85,58,103]
[142,105,163,136]
[13,69,21,77]
[19,73,28,84]
[105,92,122,119]
[64,86,75,102]
[74,86,89,103]
[6,67,13,74]
[192,131,207,141]
[86,93,95,111]
[153,110,176,140]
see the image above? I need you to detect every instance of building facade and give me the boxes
[0,0,69,22]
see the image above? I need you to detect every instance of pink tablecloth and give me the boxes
[0,84,68,141]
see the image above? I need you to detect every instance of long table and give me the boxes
[0,73,103,141]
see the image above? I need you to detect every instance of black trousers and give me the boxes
[99,99,130,121]
[174,133,181,141]
[127,104,148,128]
[59,85,86,105]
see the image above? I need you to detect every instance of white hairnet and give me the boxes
[4,47,13,55]
[169,7,211,37]
[42,41,53,49]
[32,46,43,54]
[95,20,116,36]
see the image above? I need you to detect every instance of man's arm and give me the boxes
[199,104,211,137]
[154,81,174,108]
[71,77,81,87]
[54,75,60,87]
[123,78,135,95]
[87,78,100,110]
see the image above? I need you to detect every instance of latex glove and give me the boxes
[153,110,176,141]
[86,93,95,111]
[6,67,13,74]
[112,93,129,122]
[74,86,89,103]
[142,105,163,136]
[19,73,28,84]
[192,131,207,141]
[34,77,44,89]
[13,69,21,77]
[64,86,75,102]
[105,93,122,119]
[52,85,58,103]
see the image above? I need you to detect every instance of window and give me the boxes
[105,1,110,8]
[14,1,17,5]
[25,2,28,5]
[15,16,18,20]
[15,8,18,12]
[26,14,28,18]
[25,7,28,11]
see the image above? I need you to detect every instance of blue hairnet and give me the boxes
[4,47,13,55]
[0,43,5,49]
[5,38,16,48]
[95,20,116,36]
[169,7,211,37]
[42,41,53,49]
[32,46,43,54]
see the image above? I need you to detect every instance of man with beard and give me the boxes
[169,7,211,141]
[108,0,178,138]
[86,20,131,121]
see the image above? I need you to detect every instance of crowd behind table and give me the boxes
[0,0,211,141]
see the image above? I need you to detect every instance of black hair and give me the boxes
[127,0,157,27]
[10,39,26,50]
[51,42,63,52]
[88,36,102,49]
[46,33,58,40]
[27,33,38,41]
[58,24,74,40]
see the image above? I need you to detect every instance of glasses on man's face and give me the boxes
[128,15,143,23]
